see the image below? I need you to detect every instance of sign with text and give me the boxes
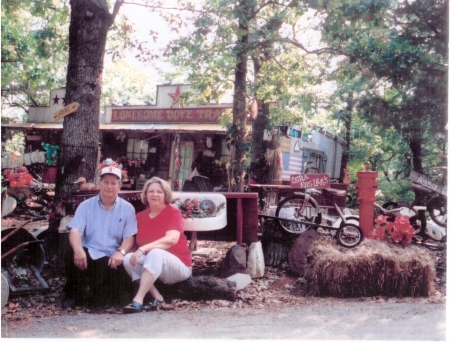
[111,107,231,123]
[409,170,447,196]
[290,173,330,189]
[53,102,80,121]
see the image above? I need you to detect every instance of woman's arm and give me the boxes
[139,230,180,254]
[128,230,180,267]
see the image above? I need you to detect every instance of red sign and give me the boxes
[111,107,231,123]
[290,173,330,189]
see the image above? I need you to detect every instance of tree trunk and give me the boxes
[408,137,425,203]
[249,101,270,183]
[228,0,252,193]
[157,275,237,301]
[339,99,353,182]
[249,56,265,183]
[408,138,424,174]
[260,219,295,266]
[55,0,120,201]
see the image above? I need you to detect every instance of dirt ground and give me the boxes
[1,215,447,339]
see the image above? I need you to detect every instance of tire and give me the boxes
[408,215,425,235]
[275,194,320,234]
[394,204,417,218]
[381,202,417,222]
[336,223,363,248]
[382,201,399,210]
[339,216,360,227]
[427,196,447,228]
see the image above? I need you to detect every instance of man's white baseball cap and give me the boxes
[100,166,122,180]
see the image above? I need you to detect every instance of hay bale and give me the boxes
[305,239,436,297]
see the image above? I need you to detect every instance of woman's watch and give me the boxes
[117,249,126,256]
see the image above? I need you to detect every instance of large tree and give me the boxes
[165,0,334,190]
[55,0,124,199]
[310,0,448,176]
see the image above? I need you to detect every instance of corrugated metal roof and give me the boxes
[98,123,230,133]
[1,122,242,134]
[2,123,63,130]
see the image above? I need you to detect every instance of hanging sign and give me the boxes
[290,173,330,189]
[53,102,80,121]
[111,107,230,123]
[409,171,447,196]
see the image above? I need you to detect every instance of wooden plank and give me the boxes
[221,192,258,199]
[290,173,330,189]
[409,171,447,196]
[236,198,243,246]
[53,102,80,121]
[248,184,292,190]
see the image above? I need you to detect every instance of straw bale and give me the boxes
[305,239,436,297]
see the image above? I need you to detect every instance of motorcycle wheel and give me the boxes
[427,196,447,228]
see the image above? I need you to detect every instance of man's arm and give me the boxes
[108,235,135,269]
[69,228,87,270]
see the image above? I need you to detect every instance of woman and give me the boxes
[122,177,192,314]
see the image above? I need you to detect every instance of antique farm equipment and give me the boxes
[409,170,447,228]
[1,217,50,306]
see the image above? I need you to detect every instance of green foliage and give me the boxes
[1,1,163,120]
[1,0,70,115]
[163,0,329,112]
[101,59,158,107]
[2,130,25,155]
[311,0,447,200]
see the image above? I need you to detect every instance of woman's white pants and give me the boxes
[123,248,191,284]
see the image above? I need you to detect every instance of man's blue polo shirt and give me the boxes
[69,195,137,259]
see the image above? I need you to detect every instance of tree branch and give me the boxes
[123,1,217,14]
[111,0,125,22]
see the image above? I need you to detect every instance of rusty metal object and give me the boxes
[1,217,50,303]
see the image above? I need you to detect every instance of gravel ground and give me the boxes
[1,215,447,339]
[2,301,446,339]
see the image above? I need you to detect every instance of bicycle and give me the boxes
[270,176,363,248]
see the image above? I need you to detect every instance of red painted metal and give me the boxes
[356,165,378,238]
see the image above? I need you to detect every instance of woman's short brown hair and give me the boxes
[141,177,173,206]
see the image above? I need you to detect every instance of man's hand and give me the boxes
[108,251,124,269]
[74,249,87,270]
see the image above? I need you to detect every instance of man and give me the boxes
[63,166,137,308]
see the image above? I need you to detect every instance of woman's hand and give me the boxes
[130,248,145,267]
